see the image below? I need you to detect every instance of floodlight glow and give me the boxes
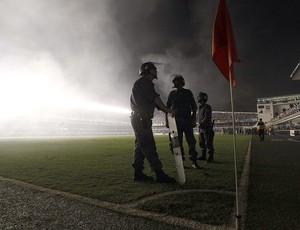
[75,101,131,114]
[54,97,131,114]
[0,55,130,120]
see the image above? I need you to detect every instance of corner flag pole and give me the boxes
[229,72,241,230]
[212,1,241,227]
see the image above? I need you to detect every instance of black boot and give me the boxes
[133,170,154,182]
[155,170,176,183]
[189,155,200,169]
[191,161,200,169]
[206,155,214,163]
[198,154,207,161]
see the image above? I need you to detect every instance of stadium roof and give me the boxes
[257,94,300,105]
[290,61,300,80]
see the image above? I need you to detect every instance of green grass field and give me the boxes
[245,135,300,230]
[0,135,251,226]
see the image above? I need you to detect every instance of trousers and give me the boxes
[176,121,198,161]
[199,128,214,157]
[131,115,162,172]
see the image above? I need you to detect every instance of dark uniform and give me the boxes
[130,62,176,183]
[166,88,198,162]
[130,76,163,172]
[257,119,265,141]
[198,103,214,162]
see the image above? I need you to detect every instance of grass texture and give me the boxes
[0,135,250,226]
[245,135,300,230]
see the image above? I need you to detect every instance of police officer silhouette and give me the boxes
[197,92,214,162]
[166,74,199,168]
[130,62,176,183]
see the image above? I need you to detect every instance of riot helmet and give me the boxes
[197,92,208,103]
[139,62,157,78]
[171,74,185,87]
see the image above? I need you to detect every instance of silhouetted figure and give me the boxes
[130,62,176,183]
[166,74,199,169]
[197,92,214,163]
[256,118,266,141]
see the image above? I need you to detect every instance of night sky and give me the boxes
[0,0,299,118]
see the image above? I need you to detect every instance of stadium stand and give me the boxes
[257,94,300,135]
[152,111,257,135]
[0,109,258,137]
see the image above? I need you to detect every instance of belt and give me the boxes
[131,111,153,118]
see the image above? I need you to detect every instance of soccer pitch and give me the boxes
[0,135,251,226]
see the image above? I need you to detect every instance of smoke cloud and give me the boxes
[0,0,299,127]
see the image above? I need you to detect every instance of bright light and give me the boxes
[0,54,130,120]
[74,101,131,114]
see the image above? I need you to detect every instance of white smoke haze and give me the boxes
[140,48,230,109]
[1,0,299,136]
[0,1,131,121]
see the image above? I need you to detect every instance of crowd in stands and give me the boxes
[268,103,300,124]
[0,110,259,136]
[152,111,257,125]
[212,111,257,123]
[151,110,258,135]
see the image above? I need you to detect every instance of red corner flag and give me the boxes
[212,0,240,86]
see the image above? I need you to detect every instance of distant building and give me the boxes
[257,94,300,122]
